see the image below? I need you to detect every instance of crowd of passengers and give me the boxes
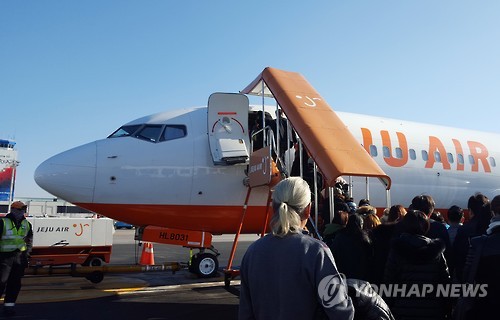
[308,184,499,320]
[244,123,498,320]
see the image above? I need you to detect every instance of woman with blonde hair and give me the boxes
[356,204,377,216]
[363,213,381,231]
[357,205,381,231]
[239,177,354,320]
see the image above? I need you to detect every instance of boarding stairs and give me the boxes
[224,67,393,287]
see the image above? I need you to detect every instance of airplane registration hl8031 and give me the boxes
[34,67,500,276]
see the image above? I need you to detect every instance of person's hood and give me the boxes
[392,233,445,263]
[487,215,500,235]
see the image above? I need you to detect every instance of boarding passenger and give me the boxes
[431,211,448,228]
[384,210,452,320]
[362,211,381,232]
[369,216,403,285]
[356,204,377,217]
[453,195,500,320]
[250,111,274,151]
[250,111,265,151]
[356,205,380,234]
[380,207,390,224]
[410,195,453,270]
[387,204,407,223]
[367,204,407,284]
[269,109,296,159]
[322,201,350,246]
[446,205,464,245]
[238,177,354,320]
[345,199,358,215]
[358,199,370,207]
[0,201,33,317]
[452,193,492,282]
[330,214,373,281]
[346,278,395,320]
[290,144,316,190]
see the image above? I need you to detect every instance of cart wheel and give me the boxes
[86,271,104,284]
[84,257,103,267]
[192,253,219,278]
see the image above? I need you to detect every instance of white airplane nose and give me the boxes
[34,142,97,203]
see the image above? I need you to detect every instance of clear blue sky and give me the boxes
[1,1,499,198]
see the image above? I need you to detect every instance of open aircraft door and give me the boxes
[207,93,250,166]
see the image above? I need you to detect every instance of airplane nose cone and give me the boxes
[34,142,97,203]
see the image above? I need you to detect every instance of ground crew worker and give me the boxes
[0,201,33,317]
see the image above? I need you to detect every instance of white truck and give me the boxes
[26,216,114,266]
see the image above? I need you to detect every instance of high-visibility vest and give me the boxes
[0,218,30,252]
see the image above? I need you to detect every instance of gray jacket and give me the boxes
[239,232,354,320]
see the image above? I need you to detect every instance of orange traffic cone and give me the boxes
[140,242,155,265]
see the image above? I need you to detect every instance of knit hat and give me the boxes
[11,201,27,210]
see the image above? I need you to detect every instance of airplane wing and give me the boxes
[242,67,391,189]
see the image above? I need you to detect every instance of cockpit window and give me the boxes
[108,125,141,138]
[108,124,187,143]
[160,125,187,141]
[134,125,163,143]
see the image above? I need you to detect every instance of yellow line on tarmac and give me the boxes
[17,275,148,303]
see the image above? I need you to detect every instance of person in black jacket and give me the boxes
[346,278,395,320]
[454,194,500,320]
[384,210,451,320]
[330,214,373,281]
[446,205,464,245]
[369,218,403,285]
[411,195,453,273]
[269,109,296,159]
[321,201,349,247]
[452,193,492,283]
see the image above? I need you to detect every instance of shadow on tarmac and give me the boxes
[9,272,241,320]
[6,231,254,319]
[8,295,239,320]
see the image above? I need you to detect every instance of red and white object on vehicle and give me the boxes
[27,216,114,266]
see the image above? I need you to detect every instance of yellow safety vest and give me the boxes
[0,218,30,252]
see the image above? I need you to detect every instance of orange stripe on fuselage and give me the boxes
[75,203,271,234]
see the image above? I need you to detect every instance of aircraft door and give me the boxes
[207,93,250,166]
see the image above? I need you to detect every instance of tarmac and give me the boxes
[9,270,241,320]
[1,230,254,320]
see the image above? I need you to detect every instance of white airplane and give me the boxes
[34,67,500,277]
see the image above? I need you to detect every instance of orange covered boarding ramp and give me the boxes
[241,67,392,221]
